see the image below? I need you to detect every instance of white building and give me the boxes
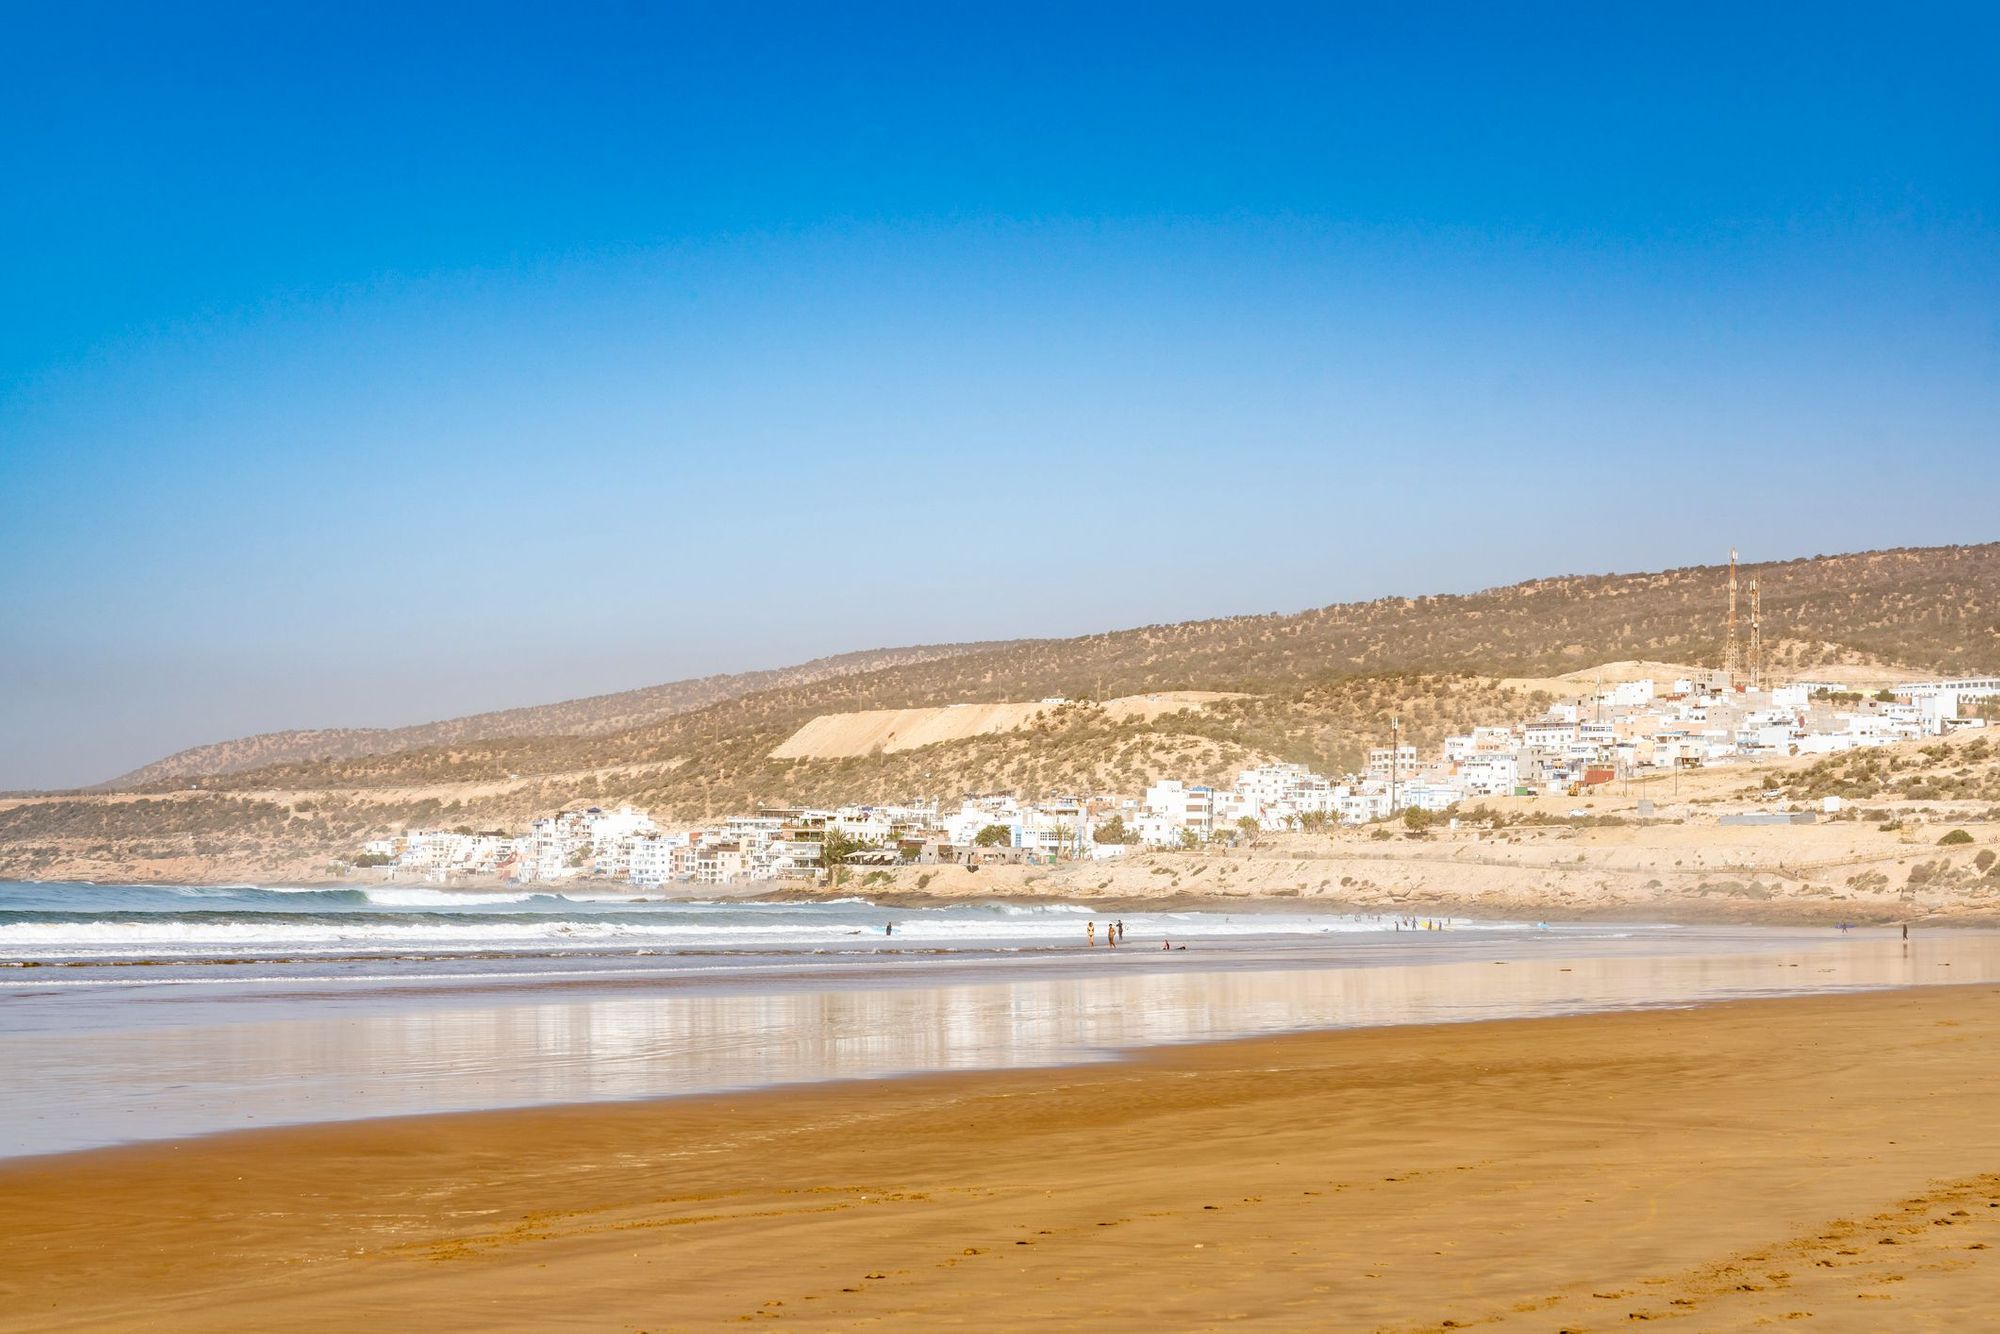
[1603,679,1655,707]
[1365,746,1419,780]
[628,832,692,887]
[1522,721,1575,751]
[1142,781,1215,841]
[1459,754,1520,796]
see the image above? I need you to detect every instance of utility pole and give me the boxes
[1749,577,1763,692]
[1390,715,1401,816]
[1725,547,1740,687]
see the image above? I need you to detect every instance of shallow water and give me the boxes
[3,881,1992,1159]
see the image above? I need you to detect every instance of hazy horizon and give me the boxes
[5,3,1997,789]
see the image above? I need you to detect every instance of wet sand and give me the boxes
[5,986,2000,1330]
[12,929,1998,1159]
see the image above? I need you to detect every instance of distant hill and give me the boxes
[116,541,2000,800]
[7,541,1996,883]
[101,642,1024,789]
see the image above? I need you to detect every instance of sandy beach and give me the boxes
[850,815,2000,927]
[4,984,1999,1331]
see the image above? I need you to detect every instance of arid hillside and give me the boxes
[4,542,1996,884]
[0,672,1539,883]
[110,542,2000,794]
[103,641,1022,788]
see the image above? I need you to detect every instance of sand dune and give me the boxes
[770,690,1247,760]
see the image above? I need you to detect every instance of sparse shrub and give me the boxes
[1939,829,1974,846]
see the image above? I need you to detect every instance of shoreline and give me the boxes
[5,985,2000,1329]
[6,869,1992,929]
[1,974,1979,1175]
[13,919,1998,1162]
[0,959,1987,1172]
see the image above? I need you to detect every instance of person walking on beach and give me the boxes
[1116,919,1125,944]
[1087,921,1096,947]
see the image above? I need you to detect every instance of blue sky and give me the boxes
[3,2,1997,788]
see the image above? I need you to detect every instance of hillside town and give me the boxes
[354,673,1997,887]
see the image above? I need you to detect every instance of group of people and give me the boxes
[1096,920,1184,948]
[1391,916,1448,931]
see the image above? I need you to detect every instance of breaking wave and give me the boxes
[0,879,1429,963]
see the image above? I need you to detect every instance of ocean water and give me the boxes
[5,881,1997,1160]
[0,879,1493,967]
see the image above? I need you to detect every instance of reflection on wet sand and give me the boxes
[5,933,1997,1158]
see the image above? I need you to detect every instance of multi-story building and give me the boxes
[1366,746,1419,780]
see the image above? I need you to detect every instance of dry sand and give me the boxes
[880,813,2000,925]
[4,986,2000,1331]
[769,691,1246,760]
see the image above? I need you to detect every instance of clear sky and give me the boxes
[3,2,1997,789]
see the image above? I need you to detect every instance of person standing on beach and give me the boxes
[1087,921,1096,947]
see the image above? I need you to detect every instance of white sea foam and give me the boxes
[0,911,1412,959]
[2,880,1534,963]
[357,887,565,908]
